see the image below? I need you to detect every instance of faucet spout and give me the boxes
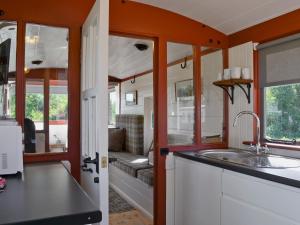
[233,111,261,154]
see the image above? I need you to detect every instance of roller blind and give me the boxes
[259,37,300,87]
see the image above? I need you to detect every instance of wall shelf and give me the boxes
[213,79,253,104]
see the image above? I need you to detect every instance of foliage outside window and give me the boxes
[49,94,68,121]
[26,93,44,122]
[109,90,117,125]
[264,84,300,143]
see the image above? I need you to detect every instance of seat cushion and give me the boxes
[137,168,154,186]
[108,128,125,152]
[109,152,152,177]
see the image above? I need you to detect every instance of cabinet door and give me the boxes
[222,170,300,225]
[221,195,299,225]
[174,157,222,225]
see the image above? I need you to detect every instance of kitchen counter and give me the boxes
[0,163,101,225]
[175,151,300,189]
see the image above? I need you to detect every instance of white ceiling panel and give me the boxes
[25,24,69,69]
[109,36,154,79]
[109,36,194,79]
[132,0,300,34]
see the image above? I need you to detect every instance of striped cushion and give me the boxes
[109,152,152,177]
[116,114,144,155]
[137,168,154,186]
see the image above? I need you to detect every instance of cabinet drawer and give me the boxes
[222,170,300,222]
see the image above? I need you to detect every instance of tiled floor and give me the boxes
[109,210,153,225]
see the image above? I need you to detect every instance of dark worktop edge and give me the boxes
[5,210,102,225]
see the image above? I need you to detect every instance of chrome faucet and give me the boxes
[233,111,269,155]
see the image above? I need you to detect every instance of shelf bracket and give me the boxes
[236,83,251,104]
[220,86,234,104]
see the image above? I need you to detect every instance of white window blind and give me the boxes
[259,37,300,86]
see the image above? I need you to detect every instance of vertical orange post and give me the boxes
[153,37,167,225]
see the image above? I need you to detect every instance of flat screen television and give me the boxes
[0,39,11,85]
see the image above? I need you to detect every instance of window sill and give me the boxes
[243,141,300,151]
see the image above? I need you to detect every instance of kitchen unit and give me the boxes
[174,151,300,225]
[0,163,101,225]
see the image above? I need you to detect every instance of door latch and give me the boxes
[83,153,99,174]
[101,156,107,168]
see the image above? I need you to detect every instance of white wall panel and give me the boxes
[228,42,254,149]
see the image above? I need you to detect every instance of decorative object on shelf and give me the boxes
[223,68,231,80]
[213,79,253,104]
[217,72,223,81]
[125,91,138,106]
[175,79,194,98]
[231,67,241,79]
[242,67,251,79]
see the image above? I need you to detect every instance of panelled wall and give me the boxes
[228,42,254,149]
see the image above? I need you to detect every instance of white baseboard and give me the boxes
[110,183,153,220]
[109,165,153,220]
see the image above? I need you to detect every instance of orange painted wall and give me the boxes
[229,8,300,47]
[0,0,94,181]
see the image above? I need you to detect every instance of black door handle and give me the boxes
[83,153,99,174]
[82,167,93,173]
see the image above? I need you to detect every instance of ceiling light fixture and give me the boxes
[25,35,39,44]
[31,60,43,65]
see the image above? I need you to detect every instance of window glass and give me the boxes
[201,48,224,143]
[0,21,17,119]
[264,83,300,143]
[24,23,69,153]
[108,83,119,126]
[25,79,44,130]
[167,42,195,145]
[49,80,68,152]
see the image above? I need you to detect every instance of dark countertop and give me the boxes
[175,151,300,189]
[0,163,101,225]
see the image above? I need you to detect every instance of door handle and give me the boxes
[83,153,99,174]
[82,167,93,173]
[94,177,99,183]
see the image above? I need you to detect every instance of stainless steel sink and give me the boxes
[195,149,300,169]
[246,155,300,168]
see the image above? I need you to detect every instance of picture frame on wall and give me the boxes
[175,79,194,98]
[125,91,138,106]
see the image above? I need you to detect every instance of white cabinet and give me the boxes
[221,195,298,225]
[174,156,300,225]
[221,170,300,225]
[174,157,223,225]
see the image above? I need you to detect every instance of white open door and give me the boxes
[81,0,109,224]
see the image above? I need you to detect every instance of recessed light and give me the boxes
[134,43,149,51]
[31,60,43,65]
